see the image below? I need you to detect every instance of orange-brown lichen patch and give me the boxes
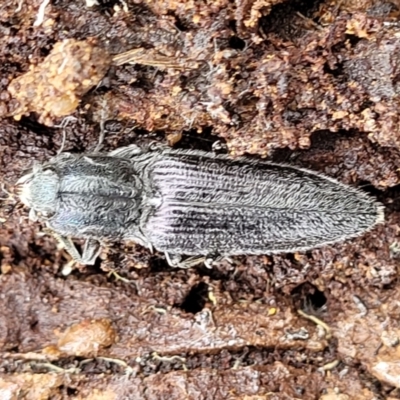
[7,39,110,125]
[55,318,116,358]
[0,374,63,400]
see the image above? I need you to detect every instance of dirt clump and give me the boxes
[7,39,111,125]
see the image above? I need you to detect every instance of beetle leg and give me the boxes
[164,252,181,267]
[204,257,218,269]
[29,208,38,222]
[43,229,79,260]
[204,256,235,269]
[45,229,101,265]
[164,253,211,269]
[108,144,143,158]
[81,238,102,265]
[62,237,82,262]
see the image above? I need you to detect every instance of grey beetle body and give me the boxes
[17,144,384,266]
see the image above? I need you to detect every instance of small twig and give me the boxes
[32,362,80,374]
[96,357,136,375]
[94,100,108,153]
[119,0,129,12]
[318,359,340,372]
[353,295,368,317]
[15,0,24,13]
[53,116,78,155]
[107,270,131,283]
[297,309,331,339]
[112,48,198,70]
[141,305,168,315]
[33,0,51,27]
[152,352,186,363]
[296,11,322,30]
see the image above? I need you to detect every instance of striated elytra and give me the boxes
[17,144,384,267]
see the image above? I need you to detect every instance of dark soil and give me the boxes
[1,0,400,398]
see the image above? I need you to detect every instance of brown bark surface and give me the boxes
[1,0,400,398]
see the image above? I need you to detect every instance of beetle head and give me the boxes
[16,163,60,220]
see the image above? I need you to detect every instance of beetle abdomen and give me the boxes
[143,151,383,255]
